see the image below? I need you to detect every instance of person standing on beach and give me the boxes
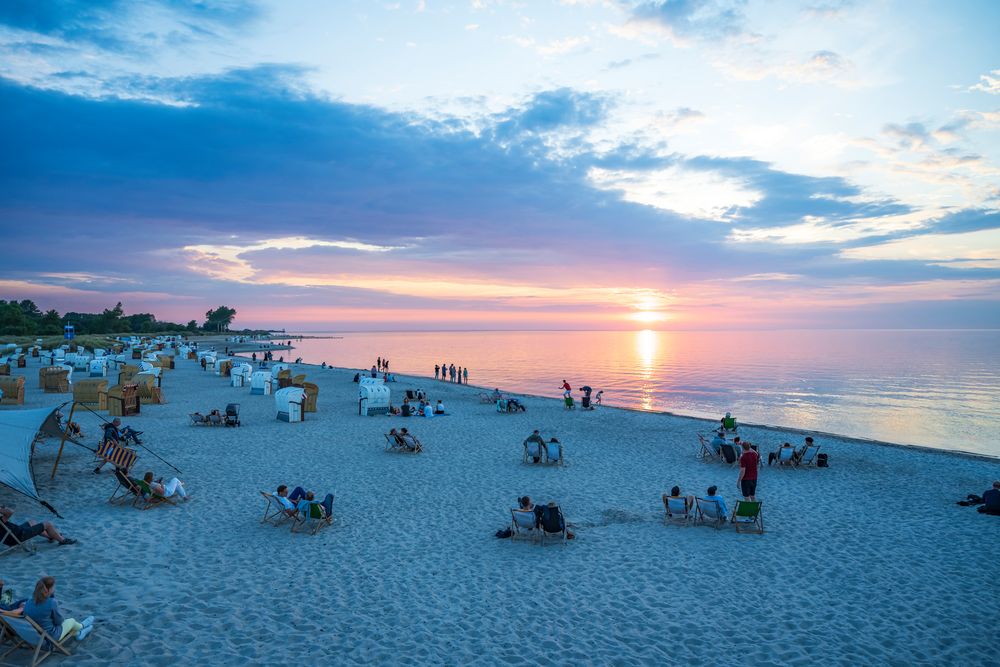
[457,366,462,384]
[384,359,389,372]
[434,364,440,380]
[377,357,382,372]
[463,367,468,384]
[450,364,456,382]
[441,361,447,380]
[736,441,760,501]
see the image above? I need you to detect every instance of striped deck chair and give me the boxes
[291,499,333,535]
[663,496,693,526]
[731,500,764,534]
[694,497,726,529]
[95,440,138,473]
[109,468,142,505]
[134,479,175,510]
[510,509,539,542]
[0,614,74,666]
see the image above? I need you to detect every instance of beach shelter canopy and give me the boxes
[0,405,73,516]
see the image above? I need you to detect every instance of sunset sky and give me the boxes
[1,0,998,330]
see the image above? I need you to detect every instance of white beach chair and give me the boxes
[694,497,725,529]
[663,496,693,526]
[543,442,564,466]
[510,509,539,542]
[796,444,821,467]
[523,439,544,464]
[260,491,294,527]
[698,434,721,462]
[775,446,796,467]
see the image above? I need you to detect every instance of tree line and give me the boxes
[0,300,238,336]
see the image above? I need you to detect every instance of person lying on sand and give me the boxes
[0,506,77,546]
[142,472,189,501]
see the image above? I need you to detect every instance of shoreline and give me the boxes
[229,351,1000,464]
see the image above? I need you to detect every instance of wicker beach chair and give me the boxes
[0,614,75,666]
[663,496,693,526]
[694,497,726,529]
[731,500,764,534]
[510,509,539,542]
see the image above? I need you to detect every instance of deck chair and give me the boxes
[720,443,739,465]
[384,433,404,453]
[698,434,721,462]
[523,439,544,464]
[694,497,725,529]
[663,496,692,526]
[731,500,764,534]
[0,520,37,556]
[510,509,539,542]
[207,412,223,426]
[189,413,209,425]
[538,505,567,544]
[479,392,494,404]
[109,468,143,505]
[224,403,240,427]
[94,440,138,474]
[0,614,74,666]
[259,491,295,526]
[774,446,796,467]
[722,416,737,432]
[796,444,821,467]
[134,479,176,510]
[291,500,333,535]
[543,442,564,466]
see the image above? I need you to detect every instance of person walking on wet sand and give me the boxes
[463,367,468,384]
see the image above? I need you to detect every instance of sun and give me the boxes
[630,310,667,323]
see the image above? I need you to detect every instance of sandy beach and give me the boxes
[1,349,998,666]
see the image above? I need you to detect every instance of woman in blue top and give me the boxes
[22,576,94,642]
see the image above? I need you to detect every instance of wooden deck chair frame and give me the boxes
[543,442,564,466]
[510,509,539,542]
[291,500,333,535]
[109,468,142,505]
[694,497,725,529]
[384,433,407,453]
[698,434,721,462]
[773,446,797,467]
[0,521,38,556]
[663,496,693,527]
[134,479,176,510]
[796,444,821,467]
[731,500,764,534]
[260,491,296,527]
[0,614,73,666]
[522,440,544,464]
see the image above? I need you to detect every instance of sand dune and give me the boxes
[1,351,998,666]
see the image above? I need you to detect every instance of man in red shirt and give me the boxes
[737,441,759,501]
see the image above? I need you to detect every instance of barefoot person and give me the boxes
[142,472,189,500]
[0,506,76,546]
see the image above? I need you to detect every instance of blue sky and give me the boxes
[0,0,998,330]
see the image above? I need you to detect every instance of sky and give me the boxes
[0,0,998,331]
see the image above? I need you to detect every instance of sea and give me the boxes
[282,330,1000,457]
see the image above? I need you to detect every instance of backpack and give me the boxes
[817,453,829,468]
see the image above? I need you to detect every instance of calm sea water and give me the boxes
[283,330,1000,456]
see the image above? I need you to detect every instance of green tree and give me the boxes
[203,306,237,332]
[0,301,31,335]
[38,309,62,335]
[186,320,199,332]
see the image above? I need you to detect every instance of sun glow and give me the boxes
[630,310,667,323]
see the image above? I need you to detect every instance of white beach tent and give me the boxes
[0,406,77,516]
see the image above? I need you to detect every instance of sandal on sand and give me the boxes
[59,538,77,546]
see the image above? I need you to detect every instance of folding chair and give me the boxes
[694,497,726,529]
[0,614,74,666]
[0,521,37,556]
[796,444,821,467]
[510,509,539,542]
[543,442,564,466]
[698,434,721,462]
[774,446,796,467]
[109,468,143,505]
[538,505,568,545]
[134,479,176,510]
[292,500,333,535]
[523,440,544,464]
[95,440,138,474]
[663,496,693,526]
[259,491,290,526]
[731,500,764,534]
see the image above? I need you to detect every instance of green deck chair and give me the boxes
[731,500,763,533]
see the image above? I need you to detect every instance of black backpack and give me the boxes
[817,453,829,467]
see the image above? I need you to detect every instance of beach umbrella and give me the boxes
[0,405,76,517]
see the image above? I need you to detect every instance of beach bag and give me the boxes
[495,528,512,539]
[817,453,829,467]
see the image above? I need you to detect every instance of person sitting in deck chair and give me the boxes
[769,442,796,466]
[534,501,574,539]
[23,576,94,643]
[0,506,76,547]
[524,430,546,463]
[399,428,421,452]
[296,490,334,519]
[661,485,694,516]
[710,432,726,455]
[142,472,189,501]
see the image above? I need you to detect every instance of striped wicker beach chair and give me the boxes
[0,614,74,666]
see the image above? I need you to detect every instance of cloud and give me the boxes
[606,52,661,69]
[970,68,1000,95]
[625,0,748,45]
[714,49,854,85]
[504,34,591,56]
[492,87,612,138]
[840,228,1000,269]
